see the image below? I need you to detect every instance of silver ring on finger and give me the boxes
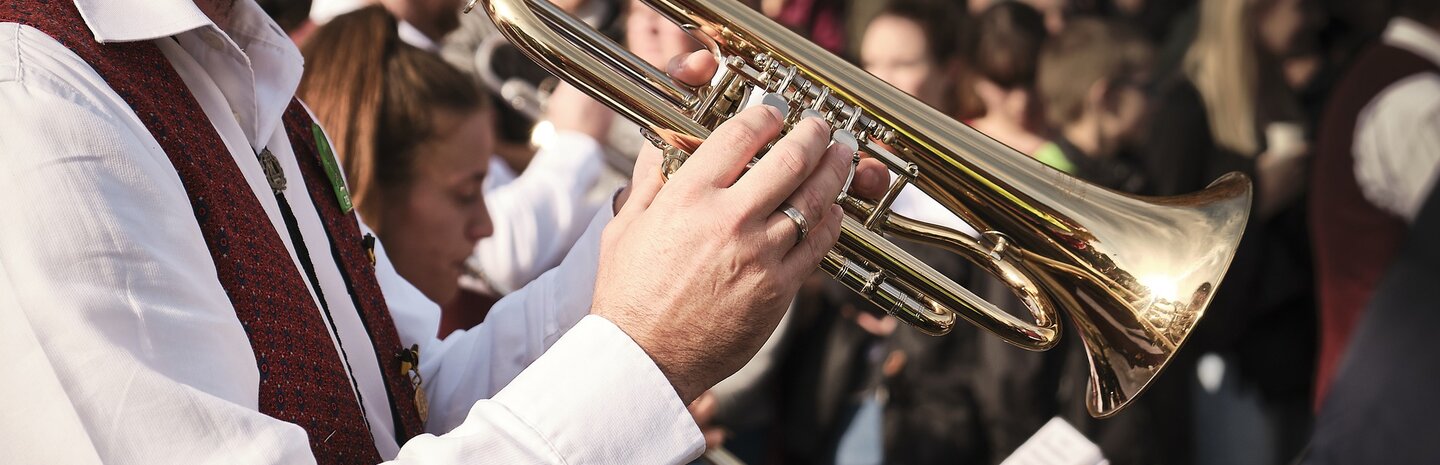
[780,203,810,245]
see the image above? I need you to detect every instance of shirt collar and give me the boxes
[75,0,305,150]
[397,20,440,53]
[73,0,212,43]
[1384,17,1440,69]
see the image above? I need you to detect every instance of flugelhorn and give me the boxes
[466,0,1252,417]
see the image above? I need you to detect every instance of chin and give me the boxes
[417,273,462,304]
[421,286,460,306]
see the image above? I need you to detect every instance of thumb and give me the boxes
[603,144,666,244]
[619,144,667,216]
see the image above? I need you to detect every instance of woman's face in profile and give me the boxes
[382,109,496,304]
[626,0,702,68]
[861,15,946,109]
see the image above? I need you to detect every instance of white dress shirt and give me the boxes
[397,20,441,53]
[1354,17,1440,223]
[465,134,606,295]
[0,1,702,463]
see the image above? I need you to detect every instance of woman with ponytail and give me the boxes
[299,5,615,336]
[298,5,495,315]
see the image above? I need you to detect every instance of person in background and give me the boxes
[965,2,1050,156]
[861,1,964,118]
[379,0,465,50]
[449,82,613,321]
[309,0,465,51]
[298,6,613,335]
[859,0,973,233]
[861,3,989,464]
[442,0,697,312]
[1308,0,1440,416]
[1301,3,1440,455]
[763,0,849,54]
[1258,0,1333,131]
[297,6,495,308]
[1033,18,1150,193]
[1144,0,1317,462]
[308,0,618,326]
[440,0,624,176]
[627,0,704,76]
[1024,0,1069,33]
[1301,10,1440,460]
[968,0,1068,34]
[763,3,989,464]
[255,0,316,41]
[1003,17,1160,463]
[1107,0,1196,44]
[1148,0,1309,212]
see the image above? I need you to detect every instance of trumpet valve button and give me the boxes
[800,109,827,125]
[741,90,791,118]
[831,129,859,154]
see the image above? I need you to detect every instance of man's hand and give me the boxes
[593,51,891,403]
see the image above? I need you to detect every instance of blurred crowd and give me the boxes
[256,0,1439,463]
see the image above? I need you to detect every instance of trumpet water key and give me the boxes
[465,0,1252,417]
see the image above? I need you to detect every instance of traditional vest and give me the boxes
[1305,147,1440,464]
[1310,42,1440,407]
[0,2,424,463]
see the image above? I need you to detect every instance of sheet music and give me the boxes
[999,417,1108,465]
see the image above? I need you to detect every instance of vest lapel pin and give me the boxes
[398,344,429,424]
[362,233,378,267]
[312,124,354,214]
[257,148,286,193]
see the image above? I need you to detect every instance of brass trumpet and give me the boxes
[466,0,1252,417]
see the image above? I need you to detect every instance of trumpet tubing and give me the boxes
[467,0,1252,417]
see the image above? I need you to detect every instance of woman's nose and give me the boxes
[467,200,494,242]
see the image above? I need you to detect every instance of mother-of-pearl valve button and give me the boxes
[742,90,791,117]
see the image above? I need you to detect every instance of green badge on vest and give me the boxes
[312,124,354,214]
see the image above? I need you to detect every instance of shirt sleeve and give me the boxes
[0,30,318,463]
[384,201,618,432]
[1353,73,1440,223]
[377,197,705,463]
[468,131,606,294]
[391,316,706,464]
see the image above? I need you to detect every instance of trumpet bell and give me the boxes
[470,0,1252,418]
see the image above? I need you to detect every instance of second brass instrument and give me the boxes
[466,0,1252,417]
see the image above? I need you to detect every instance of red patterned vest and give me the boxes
[0,2,424,463]
[1310,42,1440,407]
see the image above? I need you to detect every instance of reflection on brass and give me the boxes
[468,0,1252,417]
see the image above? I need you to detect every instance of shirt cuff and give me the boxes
[491,315,705,464]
